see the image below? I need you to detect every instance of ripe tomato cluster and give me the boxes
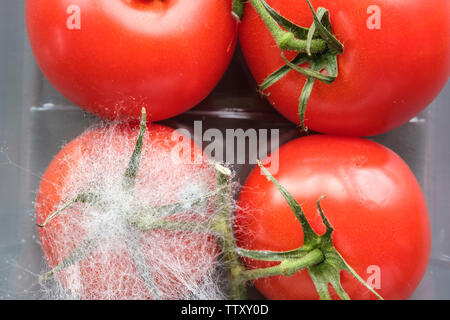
[26,0,448,300]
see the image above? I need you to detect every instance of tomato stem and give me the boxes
[36,193,99,228]
[232,0,245,21]
[211,163,248,300]
[250,0,344,132]
[40,232,101,283]
[238,249,324,283]
[248,0,327,53]
[128,214,215,235]
[123,108,147,191]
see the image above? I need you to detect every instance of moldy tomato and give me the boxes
[35,122,219,299]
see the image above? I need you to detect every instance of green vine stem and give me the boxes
[232,0,245,20]
[123,107,147,191]
[248,0,327,53]
[210,163,248,300]
[36,193,98,228]
[40,232,101,283]
[127,214,214,235]
[238,249,324,283]
[251,0,344,131]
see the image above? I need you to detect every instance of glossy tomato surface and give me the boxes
[26,0,237,121]
[240,0,450,136]
[35,123,218,299]
[236,135,431,299]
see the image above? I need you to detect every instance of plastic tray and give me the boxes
[0,0,449,299]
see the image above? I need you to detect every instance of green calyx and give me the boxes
[237,162,383,300]
[122,108,147,191]
[251,0,344,131]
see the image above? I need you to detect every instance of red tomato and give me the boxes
[35,123,218,299]
[235,135,431,300]
[239,0,450,136]
[26,0,237,121]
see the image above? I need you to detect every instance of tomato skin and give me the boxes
[26,0,237,121]
[239,0,450,136]
[35,123,218,299]
[235,135,431,300]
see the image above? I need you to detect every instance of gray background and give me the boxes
[0,0,449,299]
